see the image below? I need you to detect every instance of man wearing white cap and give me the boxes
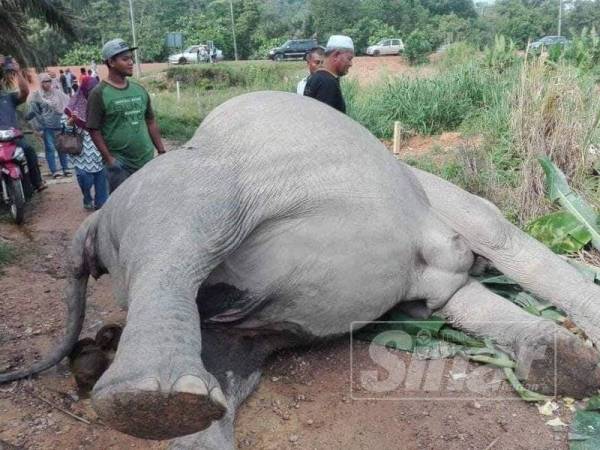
[303,35,354,113]
[87,38,165,193]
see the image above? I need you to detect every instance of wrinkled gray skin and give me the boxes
[3,91,600,449]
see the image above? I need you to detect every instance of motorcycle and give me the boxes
[0,127,32,224]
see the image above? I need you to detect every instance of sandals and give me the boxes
[36,182,48,192]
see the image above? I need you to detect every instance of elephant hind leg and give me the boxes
[412,166,600,347]
[438,279,600,398]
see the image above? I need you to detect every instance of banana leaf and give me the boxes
[355,312,547,401]
[569,395,600,449]
[538,156,600,250]
[525,211,592,254]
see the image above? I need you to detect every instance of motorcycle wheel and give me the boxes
[6,177,25,224]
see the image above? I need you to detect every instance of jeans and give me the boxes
[106,160,137,194]
[43,128,69,175]
[75,167,108,209]
[16,137,43,189]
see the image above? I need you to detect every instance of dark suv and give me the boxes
[268,39,319,61]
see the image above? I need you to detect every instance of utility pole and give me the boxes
[128,0,142,76]
[229,0,238,61]
[558,0,563,36]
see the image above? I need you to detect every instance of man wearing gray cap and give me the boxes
[303,35,354,113]
[87,38,165,193]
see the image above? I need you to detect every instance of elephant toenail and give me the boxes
[173,375,208,396]
[136,377,161,392]
[210,387,228,409]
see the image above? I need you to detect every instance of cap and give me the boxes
[38,73,51,82]
[325,35,354,53]
[101,38,137,62]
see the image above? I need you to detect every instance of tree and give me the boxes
[0,0,76,67]
[566,0,600,35]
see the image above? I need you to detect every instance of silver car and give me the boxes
[366,38,405,56]
[168,45,224,64]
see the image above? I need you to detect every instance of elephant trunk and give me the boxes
[0,214,96,384]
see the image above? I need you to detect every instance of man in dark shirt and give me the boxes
[304,35,354,114]
[0,56,46,191]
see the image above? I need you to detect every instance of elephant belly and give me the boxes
[202,214,419,338]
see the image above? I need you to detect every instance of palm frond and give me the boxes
[0,0,77,69]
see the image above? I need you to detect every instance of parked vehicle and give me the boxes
[269,39,318,61]
[0,128,33,224]
[530,36,569,52]
[168,45,224,64]
[366,38,405,56]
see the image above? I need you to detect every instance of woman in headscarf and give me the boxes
[64,76,107,210]
[28,72,71,178]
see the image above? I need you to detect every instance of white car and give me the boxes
[168,45,224,64]
[366,39,405,56]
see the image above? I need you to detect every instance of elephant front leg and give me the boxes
[92,260,227,440]
[169,329,284,450]
[438,280,600,398]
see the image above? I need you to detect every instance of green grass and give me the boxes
[345,63,507,138]
[148,61,306,141]
[0,241,14,271]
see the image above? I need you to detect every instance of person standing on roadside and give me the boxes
[87,38,165,193]
[79,67,88,87]
[304,35,354,113]
[65,68,75,95]
[64,76,108,210]
[28,73,71,178]
[0,56,47,191]
[59,70,69,95]
[296,46,324,95]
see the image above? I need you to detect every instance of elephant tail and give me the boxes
[0,214,98,384]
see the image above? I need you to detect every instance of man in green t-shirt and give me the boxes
[87,38,165,193]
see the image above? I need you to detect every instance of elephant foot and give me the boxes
[92,373,227,440]
[516,330,600,398]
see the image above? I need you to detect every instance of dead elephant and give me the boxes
[2,91,600,449]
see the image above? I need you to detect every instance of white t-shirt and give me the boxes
[296,77,308,95]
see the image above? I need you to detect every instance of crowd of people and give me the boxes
[0,34,353,215]
[0,38,164,211]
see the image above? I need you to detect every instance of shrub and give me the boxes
[404,30,433,65]
[563,27,600,71]
[437,41,480,69]
[58,44,102,66]
[483,35,518,73]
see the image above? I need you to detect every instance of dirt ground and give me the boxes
[0,57,571,449]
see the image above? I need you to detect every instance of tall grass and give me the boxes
[346,63,504,138]
[511,57,600,224]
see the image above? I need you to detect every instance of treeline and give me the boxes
[26,0,600,65]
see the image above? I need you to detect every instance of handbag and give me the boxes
[56,125,83,155]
